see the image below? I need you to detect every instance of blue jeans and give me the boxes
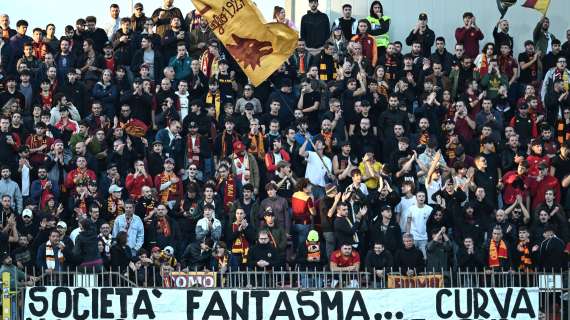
[311,185,325,201]
[292,224,310,252]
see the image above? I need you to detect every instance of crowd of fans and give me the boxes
[0,0,570,288]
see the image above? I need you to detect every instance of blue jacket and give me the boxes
[168,55,192,81]
[29,178,60,206]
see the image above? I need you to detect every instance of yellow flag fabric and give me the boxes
[522,0,551,15]
[191,0,298,86]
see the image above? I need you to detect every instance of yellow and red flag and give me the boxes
[191,0,298,86]
[522,0,551,15]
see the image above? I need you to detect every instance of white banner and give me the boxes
[24,286,539,320]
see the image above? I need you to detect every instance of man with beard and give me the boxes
[248,229,280,270]
[378,94,409,141]
[533,17,558,54]
[135,186,159,226]
[30,166,60,209]
[449,55,480,98]
[493,19,513,49]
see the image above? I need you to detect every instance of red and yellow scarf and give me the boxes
[157,217,172,237]
[159,172,178,204]
[187,134,201,166]
[488,239,508,268]
[231,223,250,264]
[217,175,236,213]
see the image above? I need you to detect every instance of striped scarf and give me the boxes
[45,240,64,270]
[488,239,508,268]
[159,172,178,204]
[231,223,250,264]
[187,134,201,166]
[247,132,265,159]
[517,240,532,270]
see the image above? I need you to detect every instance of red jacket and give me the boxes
[264,149,291,174]
[64,168,97,191]
[125,173,154,199]
[501,171,530,205]
[529,175,561,209]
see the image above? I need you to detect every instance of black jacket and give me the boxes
[73,220,102,265]
[394,246,425,273]
[365,250,394,271]
[248,243,278,269]
[368,219,403,254]
[131,48,164,81]
[538,236,567,271]
[183,241,211,270]
[405,27,436,57]
[456,247,485,270]
[300,10,330,49]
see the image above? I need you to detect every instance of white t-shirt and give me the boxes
[426,179,442,204]
[407,204,433,241]
[177,91,190,120]
[305,151,332,187]
[397,195,416,232]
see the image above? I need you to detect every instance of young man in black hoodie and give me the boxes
[365,242,394,287]
[369,205,403,255]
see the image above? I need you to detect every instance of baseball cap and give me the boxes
[22,209,33,218]
[165,158,175,164]
[189,121,198,128]
[109,185,123,193]
[56,221,67,229]
[419,13,428,20]
[381,205,392,212]
[233,140,245,152]
[134,2,143,9]
[164,246,174,255]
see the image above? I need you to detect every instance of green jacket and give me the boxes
[449,68,481,98]
[533,20,558,55]
[481,73,508,100]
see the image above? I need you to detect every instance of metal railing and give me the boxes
[2,267,569,319]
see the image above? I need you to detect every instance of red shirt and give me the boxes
[330,250,360,268]
[502,171,530,205]
[125,173,154,199]
[291,191,315,224]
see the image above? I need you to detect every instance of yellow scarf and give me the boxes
[205,90,221,121]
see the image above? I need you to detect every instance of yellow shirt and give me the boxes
[359,161,383,190]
